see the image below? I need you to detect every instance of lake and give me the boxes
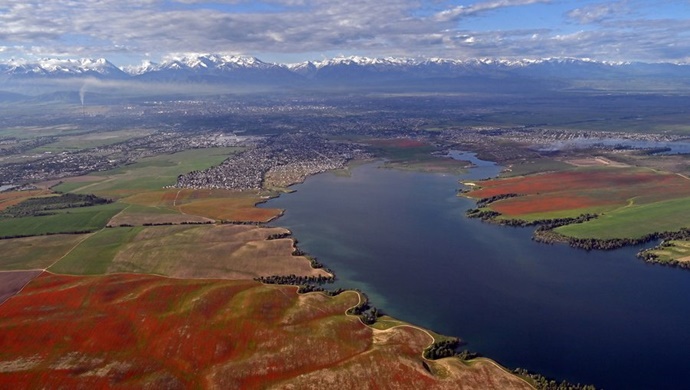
[263,154,690,390]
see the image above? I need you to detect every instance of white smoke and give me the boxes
[79,82,87,106]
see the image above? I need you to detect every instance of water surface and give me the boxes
[264,156,690,390]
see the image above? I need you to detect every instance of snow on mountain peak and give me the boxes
[157,53,274,71]
[0,57,122,76]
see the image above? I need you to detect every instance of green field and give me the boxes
[30,128,155,152]
[556,197,690,239]
[0,234,89,270]
[50,224,326,280]
[644,240,690,263]
[0,202,125,238]
[0,124,89,140]
[49,227,143,274]
[495,204,617,222]
[54,147,239,196]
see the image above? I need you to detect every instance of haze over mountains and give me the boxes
[2,54,690,99]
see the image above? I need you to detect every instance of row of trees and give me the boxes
[1,193,112,219]
[219,220,264,226]
[535,228,690,253]
[267,232,292,240]
[345,291,382,325]
[512,368,596,390]
[0,230,94,240]
[637,229,690,269]
[475,193,522,208]
[254,274,335,285]
[422,338,480,361]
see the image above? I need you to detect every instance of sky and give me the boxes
[1,0,690,66]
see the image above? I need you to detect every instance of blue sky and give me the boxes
[1,0,689,65]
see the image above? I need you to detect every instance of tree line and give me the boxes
[0,230,94,240]
[475,193,522,208]
[465,194,690,270]
[512,368,597,390]
[254,274,335,285]
[0,193,112,219]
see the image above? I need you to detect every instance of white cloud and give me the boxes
[435,0,551,22]
[566,1,629,24]
[0,0,688,64]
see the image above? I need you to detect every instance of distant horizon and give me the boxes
[2,52,687,70]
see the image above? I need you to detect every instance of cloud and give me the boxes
[0,0,689,64]
[566,1,629,24]
[435,0,551,22]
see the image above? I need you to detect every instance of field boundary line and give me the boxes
[107,204,132,225]
[45,231,97,270]
[0,270,43,307]
[69,177,116,193]
[0,268,44,273]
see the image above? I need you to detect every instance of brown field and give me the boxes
[178,198,282,222]
[107,210,212,227]
[0,273,530,389]
[467,167,690,217]
[0,234,89,271]
[52,224,330,280]
[106,225,327,279]
[0,189,52,211]
[123,189,282,222]
[0,270,42,304]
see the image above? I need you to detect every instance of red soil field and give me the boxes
[491,193,620,216]
[468,168,690,216]
[0,273,530,389]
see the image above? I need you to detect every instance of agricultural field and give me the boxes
[0,235,89,270]
[30,128,155,152]
[0,202,125,238]
[555,197,690,239]
[0,270,42,304]
[465,167,690,236]
[500,158,573,178]
[0,124,87,140]
[49,224,328,279]
[365,139,469,174]
[106,203,212,227]
[53,147,239,198]
[0,189,52,212]
[643,240,690,264]
[122,188,283,223]
[0,273,530,389]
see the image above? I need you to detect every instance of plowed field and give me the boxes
[468,167,690,219]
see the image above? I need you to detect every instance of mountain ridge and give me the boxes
[2,54,689,96]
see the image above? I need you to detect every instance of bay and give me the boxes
[263,155,690,390]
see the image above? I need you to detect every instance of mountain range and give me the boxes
[2,54,689,94]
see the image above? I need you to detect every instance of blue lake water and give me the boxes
[263,155,690,390]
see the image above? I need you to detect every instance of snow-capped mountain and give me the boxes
[127,54,297,84]
[1,54,689,93]
[0,58,127,79]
